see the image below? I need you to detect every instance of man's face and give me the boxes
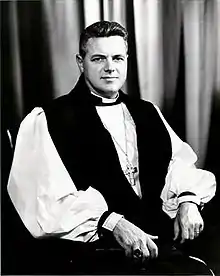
[77,36,128,98]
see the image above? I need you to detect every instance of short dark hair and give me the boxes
[79,21,128,58]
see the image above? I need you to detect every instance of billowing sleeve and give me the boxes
[7,107,108,242]
[153,105,217,219]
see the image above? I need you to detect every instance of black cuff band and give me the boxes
[97,211,112,238]
[178,191,196,198]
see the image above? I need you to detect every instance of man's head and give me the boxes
[76,21,128,99]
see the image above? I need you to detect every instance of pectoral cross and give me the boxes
[124,163,138,186]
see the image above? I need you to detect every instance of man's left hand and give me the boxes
[173,202,204,243]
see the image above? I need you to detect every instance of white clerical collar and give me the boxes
[90,91,119,104]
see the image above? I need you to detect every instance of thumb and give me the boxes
[173,218,179,240]
[147,234,158,240]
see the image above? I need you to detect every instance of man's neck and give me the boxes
[90,90,119,103]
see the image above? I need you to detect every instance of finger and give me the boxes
[125,246,132,258]
[194,223,200,238]
[146,237,158,259]
[200,222,204,232]
[147,234,158,240]
[132,244,144,265]
[194,221,204,237]
[173,218,180,240]
[139,243,150,264]
[189,224,195,240]
[180,227,189,244]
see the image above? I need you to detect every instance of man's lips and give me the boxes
[101,76,118,79]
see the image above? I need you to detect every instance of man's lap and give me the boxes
[53,239,212,275]
[10,237,212,275]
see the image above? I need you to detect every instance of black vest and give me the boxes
[44,76,173,240]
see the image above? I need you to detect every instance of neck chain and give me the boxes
[102,104,138,186]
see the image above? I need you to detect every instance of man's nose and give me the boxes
[104,58,115,72]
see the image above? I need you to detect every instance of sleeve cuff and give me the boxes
[178,195,200,206]
[102,212,124,231]
[97,211,124,239]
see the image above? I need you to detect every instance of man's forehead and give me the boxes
[85,36,127,55]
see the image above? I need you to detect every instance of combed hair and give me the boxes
[79,21,128,58]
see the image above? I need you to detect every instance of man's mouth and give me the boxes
[101,76,118,80]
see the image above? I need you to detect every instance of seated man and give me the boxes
[7,21,216,275]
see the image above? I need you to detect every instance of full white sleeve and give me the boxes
[153,105,217,219]
[7,107,108,242]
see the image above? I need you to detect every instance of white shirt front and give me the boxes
[7,99,216,242]
[96,103,142,198]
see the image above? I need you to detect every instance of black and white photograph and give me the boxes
[1,0,220,275]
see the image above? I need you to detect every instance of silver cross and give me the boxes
[124,163,137,186]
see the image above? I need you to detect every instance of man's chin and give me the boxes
[96,86,121,98]
[103,89,119,98]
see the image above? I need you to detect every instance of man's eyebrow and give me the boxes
[113,54,126,58]
[90,54,126,58]
[91,54,106,58]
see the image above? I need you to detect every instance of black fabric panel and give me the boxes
[44,74,173,241]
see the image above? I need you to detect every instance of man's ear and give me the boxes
[76,54,84,73]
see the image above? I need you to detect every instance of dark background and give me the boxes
[1,0,220,274]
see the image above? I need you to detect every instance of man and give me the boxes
[8,21,216,274]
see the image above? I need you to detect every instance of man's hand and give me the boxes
[174,202,204,243]
[112,217,158,264]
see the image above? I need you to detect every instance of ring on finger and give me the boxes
[133,248,143,259]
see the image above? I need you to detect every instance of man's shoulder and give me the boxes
[44,76,88,113]
[138,98,155,108]
[41,92,75,127]
[43,88,78,113]
[122,92,156,110]
[122,93,164,123]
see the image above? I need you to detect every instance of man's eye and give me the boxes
[92,57,105,62]
[114,57,124,62]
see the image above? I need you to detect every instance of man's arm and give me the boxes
[7,107,108,242]
[154,104,216,242]
[8,107,156,261]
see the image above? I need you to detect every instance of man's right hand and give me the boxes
[112,217,158,264]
